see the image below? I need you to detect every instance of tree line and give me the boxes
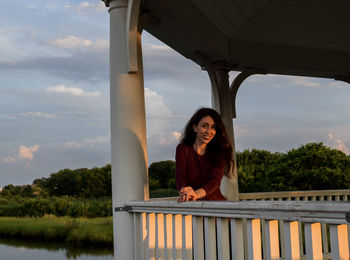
[1,142,350,217]
[237,142,350,192]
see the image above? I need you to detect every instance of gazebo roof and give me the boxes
[141,0,350,81]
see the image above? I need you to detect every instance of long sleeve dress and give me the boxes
[175,143,226,201]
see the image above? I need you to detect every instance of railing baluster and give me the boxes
[133,213,142,260]
[330,224,349,260]
[141,213,145,260]
[305,222,322,260]
[321,223,329,255]
[261,220,266,260]
[174,215,182,260]
[298,222,304,257]
[230,218,244,260]
[216,218,223,260]
[204,217,216,260]
[265,220,280,260]
[149,213,156,260]
[164,214,173,260]
[157,214,165,260]
[182,215,186,260]
[193,216,204,260]
[247,219,262,260]
[163,214,169,260]
[155,213,159,260]
[284,221,300,260]
[279,220,286,258]
[243,218,248,259]
[172,215,176,260]
[185,216,193,260]
[216,217,230,260]
[146,213,150,260]
[181,215,192,260]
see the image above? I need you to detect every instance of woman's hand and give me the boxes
[178,186,199,202]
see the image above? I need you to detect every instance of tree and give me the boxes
[45,169,81,196]
[149,160,176,189]
[237,149,281,192]
[266,143,350,191]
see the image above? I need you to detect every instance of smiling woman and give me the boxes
[176,108,233,202]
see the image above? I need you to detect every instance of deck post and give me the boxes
[103,0,148,259]
[205,61,239,201]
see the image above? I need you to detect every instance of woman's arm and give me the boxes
[176,144,202,201]
[175,144,188,191]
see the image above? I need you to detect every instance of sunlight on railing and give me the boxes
[127,196,350,260]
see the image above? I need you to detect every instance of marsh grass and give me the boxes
[0,216,113,248]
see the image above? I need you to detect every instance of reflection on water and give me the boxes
[0,238,113,260]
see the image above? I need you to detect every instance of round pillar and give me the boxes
[210,62,239,201]
[107,0,148,259]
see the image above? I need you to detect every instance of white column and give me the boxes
[105,0,148,259]
[210,63,239,201]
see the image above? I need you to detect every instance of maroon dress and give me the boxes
[175,143,226,201]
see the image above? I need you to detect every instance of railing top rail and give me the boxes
[125,200,350,224]
[239,189,350,200]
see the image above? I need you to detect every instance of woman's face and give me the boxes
[193,115,216,145]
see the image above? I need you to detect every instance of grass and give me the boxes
[0,216,113,248]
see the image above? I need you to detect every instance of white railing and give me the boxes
[125,200,350,260]
[239,189,350,202]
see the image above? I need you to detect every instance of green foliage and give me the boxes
[237,149,281,192]
[0,216,113,248]
[266,143,350,191]
[150,188,178,198]
[44,164,112,198]
[149,160,177,198]
[149,160,176,189]
[0,196,112,218]
[237,142,350,192]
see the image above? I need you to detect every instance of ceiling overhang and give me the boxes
[140,0,350,81]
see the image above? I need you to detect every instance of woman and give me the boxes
[176,108,233,202]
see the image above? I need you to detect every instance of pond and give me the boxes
[0,238,113,260]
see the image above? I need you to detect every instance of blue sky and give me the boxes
[1,0,350,187]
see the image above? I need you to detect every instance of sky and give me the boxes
[1,0,350,188]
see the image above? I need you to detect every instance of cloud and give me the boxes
[142,37,204,83]
[18,145,39,160]
[328,132,349,155]
[2,157,16,163]
[172,131,181,140]
[0,43,109,82]
[17,112,57,119]
[335,140,350,155]
[148,131,182,146]
[49,35,92,49]
[148,44,171,51]
[64,2,105,13]
[46,85,101,97]
[145,88,172,117]
[64,136,110,149]
[2,145,39,163]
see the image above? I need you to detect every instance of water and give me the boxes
[0,238,113,260]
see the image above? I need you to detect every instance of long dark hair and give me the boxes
[180,108,233,176]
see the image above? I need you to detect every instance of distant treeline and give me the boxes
[237,142,350,192]
[1,142,350,217]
